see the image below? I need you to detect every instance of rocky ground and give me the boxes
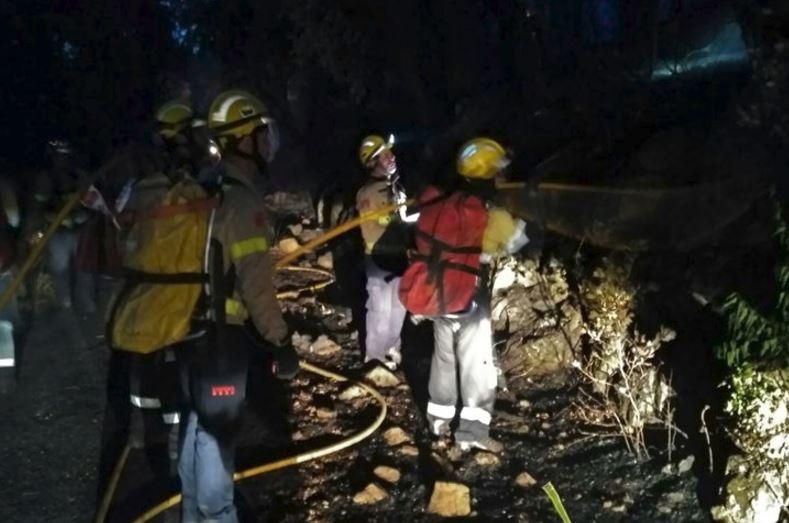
[0,237,713,522]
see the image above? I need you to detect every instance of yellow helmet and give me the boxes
[155,100,194,139]
[456,137,510,180]
[359,134,394,168]
[208,90,272,143]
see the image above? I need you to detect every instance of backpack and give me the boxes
[109,179,218,354]
[398,185,488,316]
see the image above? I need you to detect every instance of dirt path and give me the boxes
[0,306,107,522]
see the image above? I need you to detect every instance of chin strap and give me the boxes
[229,127,269,172]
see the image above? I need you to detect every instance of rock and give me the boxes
[365,366,400,388]
[291,332,313,352]
[515,472,537,487]
[446,446,465,462]
[287,224,304,236]
[427,481,471,517]
[678,455,695,474]
[278,237,301,254]
[339,384,366,401]
[315,407,335,420]
[312,335,341,357]
[665,492,685,504]
[540,421,551,430]
[603,500,613,509]
[518,399,531,409]
[473,452,500,467]
[657,503,673,514]
[299,229,320,243]
[263,191,315,220]
[495,292,583,377]
[382,427,410,447]
[712,453,789,523]
[353,483,388,505]
[399,445,419,457]
[661,463,675,475]
[317,252,333,270]
[373,466,401,484]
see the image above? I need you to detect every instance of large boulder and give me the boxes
[492,256,582,379]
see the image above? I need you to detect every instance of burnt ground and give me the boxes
[0,263,711,523]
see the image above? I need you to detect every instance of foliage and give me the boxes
[574,255,677,459]
[725,365,789,456]
[714,191,789,522]
[717,193,789,368]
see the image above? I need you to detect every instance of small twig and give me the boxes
[700,405,714,474]
[667,407,673,464]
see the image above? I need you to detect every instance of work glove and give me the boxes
[270,342,300,380]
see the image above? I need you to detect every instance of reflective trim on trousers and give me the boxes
[459,406,492,425]
[0,358,14,367]
[162,412,181,425]
[427,401,456,420]
[130,394,161,408]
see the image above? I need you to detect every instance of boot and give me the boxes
[456,435,504,454]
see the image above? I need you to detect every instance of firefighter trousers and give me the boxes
[364,258,407,364]
[47,228,95,311]
[426,298,498,442]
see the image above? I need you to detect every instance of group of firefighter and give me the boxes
[7,88,530,522]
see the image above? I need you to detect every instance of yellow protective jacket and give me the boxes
[356,178,397,254]
[213,163,288,345]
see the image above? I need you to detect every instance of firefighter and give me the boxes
[423,137,529,453]
[177,89,298,522]
[126,100,198,462]
[27,139,96,312]
[356,134,416,370]
[96,101,204,513]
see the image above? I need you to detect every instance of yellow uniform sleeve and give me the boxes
[482,207,529,258]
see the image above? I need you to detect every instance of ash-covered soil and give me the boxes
[0,265,710,523]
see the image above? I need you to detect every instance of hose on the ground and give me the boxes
[92,266,339,523]
[129,361,387,522]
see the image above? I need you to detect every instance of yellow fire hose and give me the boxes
[275,202,411,269]
[126,361,387,523]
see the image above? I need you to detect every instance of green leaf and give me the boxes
[543,482,573,523]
